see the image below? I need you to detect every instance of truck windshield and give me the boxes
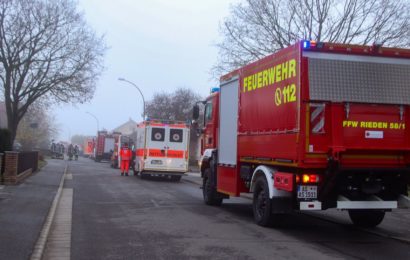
[306,53,410,105]
[204,102,212,124]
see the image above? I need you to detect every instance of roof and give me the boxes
[112,118,137,135]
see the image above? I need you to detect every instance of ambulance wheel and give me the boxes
[203,168,222,206]
[171,175,181,182]
[253,177,274,227]
[348,209,385,228]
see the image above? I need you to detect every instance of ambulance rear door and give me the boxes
[166,125,189,172]
[146,125,168,171]
[146,124,189,172]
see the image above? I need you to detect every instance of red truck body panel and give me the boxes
[83,138,94,157]
[215,41,410,196]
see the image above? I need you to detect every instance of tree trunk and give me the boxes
[6,111,19,149]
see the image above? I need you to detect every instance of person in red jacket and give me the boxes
[120,142,132,176]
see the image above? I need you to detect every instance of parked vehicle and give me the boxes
[83,138,94,158]
[193,40,410,227]
[50,142,64,159]
[133,120,190,181]
[94,131,120,162]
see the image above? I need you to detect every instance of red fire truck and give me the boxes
[94,131,120,162]
[193,40,410,227]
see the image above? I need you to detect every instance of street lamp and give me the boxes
[118,77,146,120]
[86,111,100,132]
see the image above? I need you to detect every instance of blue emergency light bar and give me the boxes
[302,40,324,49]
[211,87,220,94]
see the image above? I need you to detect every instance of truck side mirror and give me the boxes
[193,104,200,120]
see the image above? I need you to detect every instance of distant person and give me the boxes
[68,143,74,160]
[119,142,132,176]
[74,145,79,160]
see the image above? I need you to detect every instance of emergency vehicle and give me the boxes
[94,131,120,162]
[111,135,134,168]
[193,40,410,227]
[83,137,94,158]
[134,120,190,181]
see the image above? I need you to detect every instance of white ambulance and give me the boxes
[134,120,190,181]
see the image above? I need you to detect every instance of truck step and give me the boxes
[337,195,397,210]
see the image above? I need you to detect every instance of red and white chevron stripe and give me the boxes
[310,103,325,134]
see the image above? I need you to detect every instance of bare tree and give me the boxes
[146,88,202,121]
[15,101,57,150]
[0,0,106,145]
[214,0,410,74]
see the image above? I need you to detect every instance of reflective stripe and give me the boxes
[167,150,184,158]
[310,104,325,134]
[149,149,165,157]
[146,149,185,158]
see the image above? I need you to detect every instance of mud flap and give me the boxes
[271,197,293,214]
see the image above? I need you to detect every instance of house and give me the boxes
[112,118,137,136]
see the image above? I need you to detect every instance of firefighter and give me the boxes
[119,142,132,176]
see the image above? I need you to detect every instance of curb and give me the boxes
[30,164,68,260]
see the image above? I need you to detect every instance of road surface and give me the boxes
[41,158,410,259]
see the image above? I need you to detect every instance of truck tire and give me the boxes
[203,168,223,206]
[253,177,274,226]
[348,209,385,227]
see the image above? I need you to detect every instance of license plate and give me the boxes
[151,160,163,165]
[297,185,317,199]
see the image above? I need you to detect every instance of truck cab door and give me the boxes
[203,101,215,150]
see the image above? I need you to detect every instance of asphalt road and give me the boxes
[61,158,410,259]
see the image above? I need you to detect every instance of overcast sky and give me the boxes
[55,0,236,141]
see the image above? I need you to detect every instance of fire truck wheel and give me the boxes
[253,177,274,227]
[348,209,385,227]
[203,168,223,206]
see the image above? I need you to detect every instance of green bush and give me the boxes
[0,129,12,153]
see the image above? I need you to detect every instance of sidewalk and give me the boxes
[0,159,66,260]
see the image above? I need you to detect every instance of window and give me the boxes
[151,128,165,142]
[170,129,183,143]
[204,102,213,124]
